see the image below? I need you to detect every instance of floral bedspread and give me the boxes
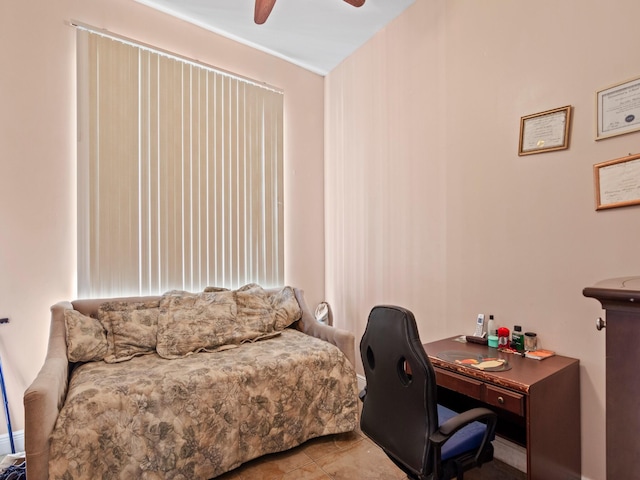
[49,329,359,479]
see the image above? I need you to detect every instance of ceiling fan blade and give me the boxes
[344,0,365,7]
[255,0,277,24]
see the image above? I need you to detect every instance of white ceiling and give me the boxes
[134,0,414,75]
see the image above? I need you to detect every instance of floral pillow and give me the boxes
[267,286,302,330]
[234,283,277,335]
[64,309,108,363]
[66,285,302,363]
[98,299,160,363]
[156,290,239,359]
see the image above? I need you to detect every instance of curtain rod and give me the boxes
[68,20,283,94]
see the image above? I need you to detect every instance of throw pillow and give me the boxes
[98,299,160,363]
[156,290,239,359]
[268,286,302,330]
[64,309,108,363]
[234,283,277,336]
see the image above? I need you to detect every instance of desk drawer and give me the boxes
[435,369,483,401]
[484,384,524,416]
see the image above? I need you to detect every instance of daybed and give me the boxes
[24,285,359,480]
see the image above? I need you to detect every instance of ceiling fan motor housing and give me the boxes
[254,0,365,24]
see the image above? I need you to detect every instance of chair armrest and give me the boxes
[436,407,496,437]
[430,407,497,469]
[24,301,72,480]
[293,288,356,366]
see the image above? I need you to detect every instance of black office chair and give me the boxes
[359,305,497,480]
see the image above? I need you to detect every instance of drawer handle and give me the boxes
[497,396,505,405]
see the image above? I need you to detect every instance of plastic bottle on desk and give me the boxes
[497,327,510,348]
[487,315,498,348]
[487,315,496,336]
[511,325,524,352]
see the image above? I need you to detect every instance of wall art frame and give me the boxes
[518,105,572,156]
[593,153,640,210]
[596,75,640,140]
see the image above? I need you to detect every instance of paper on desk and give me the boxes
[470,359,506,370]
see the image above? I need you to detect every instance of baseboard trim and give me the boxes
[0,430,24,456]
[493,435,526,473]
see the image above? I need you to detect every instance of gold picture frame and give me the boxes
[594,153,640,210]
[518,105,572,156]
[596,75,640,140]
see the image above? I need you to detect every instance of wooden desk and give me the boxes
[424,337,581,480]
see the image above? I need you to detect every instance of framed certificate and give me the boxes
[594,153,640,210]
[518,106,572,156]
[596,75,640,140]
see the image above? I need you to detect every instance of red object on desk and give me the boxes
[497,327,510,347]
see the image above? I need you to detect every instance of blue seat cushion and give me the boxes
[437,404,489,461]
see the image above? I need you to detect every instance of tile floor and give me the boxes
[214,429,526,480]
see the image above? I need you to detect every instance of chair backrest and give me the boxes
[360,305,439,477]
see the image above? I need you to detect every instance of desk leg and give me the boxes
[527,362,581,480]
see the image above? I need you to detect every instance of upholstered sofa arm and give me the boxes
[24,301,72,480]
[293,289,356,366]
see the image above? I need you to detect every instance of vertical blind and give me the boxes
[77,28,284,298]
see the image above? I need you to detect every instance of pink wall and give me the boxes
[325,1,640,478]
[0,0,325,437]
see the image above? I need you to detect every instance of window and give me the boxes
[76,28,284,298]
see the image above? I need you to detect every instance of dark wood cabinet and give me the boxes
[584,276,640,480]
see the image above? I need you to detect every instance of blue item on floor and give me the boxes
[0,355,14,454]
